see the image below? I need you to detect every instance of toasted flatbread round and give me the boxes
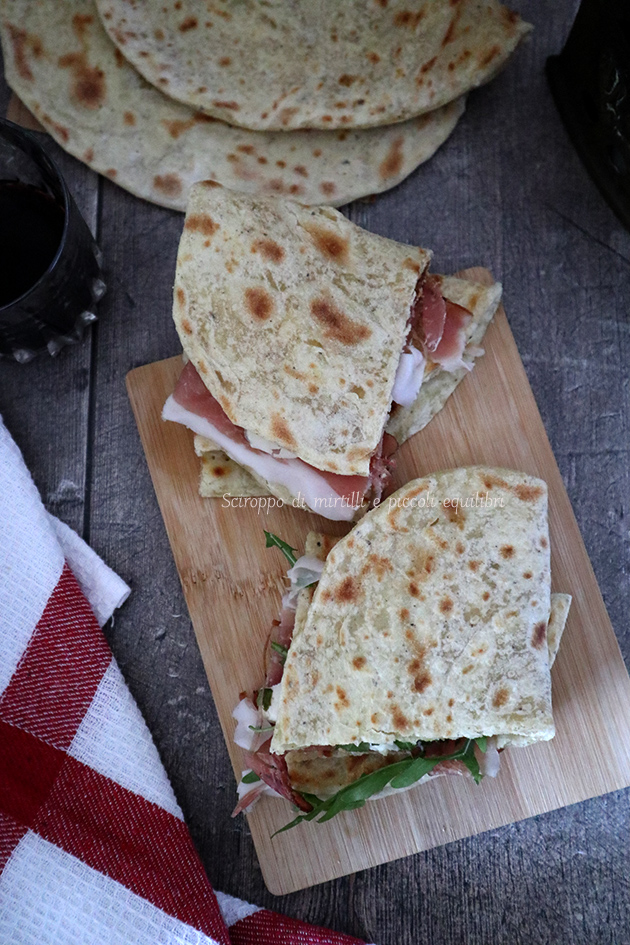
[271,468,557,753]
[95,0,530,131]
[0,0,465,210]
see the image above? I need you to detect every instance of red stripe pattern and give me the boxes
[230,911,367,945]
[34,755,229,942]
[0,565,111,749]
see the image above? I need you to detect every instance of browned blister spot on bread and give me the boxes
[304,224,350,265]
[394,9,426,28]
[379,135,404,179]
[361,554,393,581]
[58,51,106,109]
[7,25,34,81]
[310,296,371,345]
[153,174,182,197]
[408,650,431,693]
[244,286,274,321]
[493,687,509,708]
[514,483,544,502]
[185,213,219,237]
[532,621,547,649]
[251,238,285,263]
[479,44,501,68]
[270,413,296,448]
[391,705,410,732]
[334,686,350,710]
[334,576,360,604]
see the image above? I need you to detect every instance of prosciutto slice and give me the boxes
[244,740,312,812]
[266,606,296,687]
[418,275,447,352]
[431,300,473,372]
[406,277,472,373]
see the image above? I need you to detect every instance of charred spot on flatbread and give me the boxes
[303,223,350,265]
[245,286,274,321]
[185,213,219,237]
[309,295,371,346]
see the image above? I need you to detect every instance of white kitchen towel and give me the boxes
[0,416,372,945]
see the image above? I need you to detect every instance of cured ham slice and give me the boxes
[406,277,472,373]
[266,606,296,687]
[418,275,447,352]
[244,740,313,812]
[431,300,473,372]
[231,781,268,817]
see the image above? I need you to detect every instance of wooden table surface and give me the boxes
[2,1,629,941]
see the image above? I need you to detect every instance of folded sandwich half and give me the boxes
[163,184,502,520]
[232,468,571,829]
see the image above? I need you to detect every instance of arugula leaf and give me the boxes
[242,771,261,784]
[475,736,488,753]
[256,688,272,711]
[248,725,274,733]
[270,641,288,663]
[337,742,371,753]
[393,740,418,752]
[273,739,485,835]
[264,531,297,567]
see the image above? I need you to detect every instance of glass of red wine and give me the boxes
[0,118,106,363]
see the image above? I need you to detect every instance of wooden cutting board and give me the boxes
[127,268,630,896]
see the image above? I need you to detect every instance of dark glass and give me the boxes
[0,119,106,363]
[547,0,630,231]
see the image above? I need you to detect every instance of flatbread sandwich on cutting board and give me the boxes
[231,469,571,829]
[163,184,502,518]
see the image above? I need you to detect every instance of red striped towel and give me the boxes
[0,417,372,945]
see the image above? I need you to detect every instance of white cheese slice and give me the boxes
[232,697,262,751]
[282,555,325,609]
[162,396,357,521]
[391,346,426,407]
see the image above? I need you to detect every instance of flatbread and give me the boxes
[271,468,564,753]
[0,0,465,210]
[386,275,503,443]
[194,435,267,497]
[173,184,431,477]
[95,0,530,131]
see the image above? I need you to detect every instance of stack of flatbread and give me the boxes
[0,0,530,209]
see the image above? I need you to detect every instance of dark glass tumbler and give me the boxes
[547,0,630,231]
[0,118,106,363]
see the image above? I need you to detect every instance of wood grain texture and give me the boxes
[127,270,630,894]
[2,0,630,938]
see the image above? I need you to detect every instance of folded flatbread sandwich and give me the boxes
[163,184,502,519]
[232,469,571,828]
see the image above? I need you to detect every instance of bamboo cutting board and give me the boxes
[127,269,630,895]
